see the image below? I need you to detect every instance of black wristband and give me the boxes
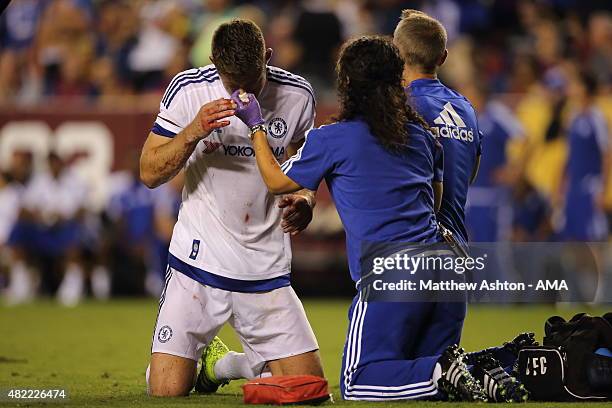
[249,124,267,139]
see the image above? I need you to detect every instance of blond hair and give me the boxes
[393,9,447,74]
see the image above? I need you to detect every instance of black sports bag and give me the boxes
[516,312,612,401]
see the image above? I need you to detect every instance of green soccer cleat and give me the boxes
[194,336,230,393]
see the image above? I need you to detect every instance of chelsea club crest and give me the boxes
[268,118,288,139]
[158,325,173,343]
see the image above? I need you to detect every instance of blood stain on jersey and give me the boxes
[203,140,222,154]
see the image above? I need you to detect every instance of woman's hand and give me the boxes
[230,90,265,129]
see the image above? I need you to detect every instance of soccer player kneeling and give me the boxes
[140,19,323,397]
[394,10,530,402]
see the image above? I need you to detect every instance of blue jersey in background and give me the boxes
[283,119,443,281]
[466,100,523,241]
[472,101,523,188]
[566,108,607,190]
[563,107,609,240]
[107,179,156,245]
[407,79,482,244]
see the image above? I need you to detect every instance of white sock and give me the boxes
[145,364,151,394]
[213,351,257,380]
[57,264,84,307]
[432,363,442,388]
[91,265,111,300]
[7,261,34,304]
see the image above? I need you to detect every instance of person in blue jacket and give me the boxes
[394,9,482,247]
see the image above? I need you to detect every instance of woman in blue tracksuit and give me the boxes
[230,36,490,402]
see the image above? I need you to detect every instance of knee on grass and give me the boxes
[146,361,196,397]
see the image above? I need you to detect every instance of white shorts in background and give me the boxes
[151,268,319,373]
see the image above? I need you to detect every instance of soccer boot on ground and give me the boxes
[436,344,487,402]
[471,352,529,402]
[194,336,230,393]
[465,332,539,366]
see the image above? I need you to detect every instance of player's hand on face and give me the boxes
[279,195,313,235]
[230,90,265,129]
[187,98,236,142]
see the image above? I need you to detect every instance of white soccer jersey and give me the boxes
[152,65,315,284]
[22,169,88,223]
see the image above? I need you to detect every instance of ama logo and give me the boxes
[431,102,474,142]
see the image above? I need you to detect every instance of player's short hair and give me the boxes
[211,19,266,82]
[393,9,447,74]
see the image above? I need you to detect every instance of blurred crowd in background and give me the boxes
[0,0,611,303]
[1,0,610,104]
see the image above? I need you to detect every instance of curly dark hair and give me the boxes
[336,35,429,151]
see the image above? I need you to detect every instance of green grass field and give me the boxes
[0,299,610,407]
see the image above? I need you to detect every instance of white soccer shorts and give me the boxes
[151,267,319,373]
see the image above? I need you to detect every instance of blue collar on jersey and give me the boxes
[409,78,442,88]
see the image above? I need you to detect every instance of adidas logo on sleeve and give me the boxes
[431,102,474,142]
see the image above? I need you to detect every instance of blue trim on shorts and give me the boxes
[167,253,291,293]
